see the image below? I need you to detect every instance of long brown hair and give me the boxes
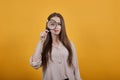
[41,12,73,71]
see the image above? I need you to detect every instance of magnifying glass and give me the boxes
[47,19,57,30]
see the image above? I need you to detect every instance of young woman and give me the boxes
[30,12,82,80]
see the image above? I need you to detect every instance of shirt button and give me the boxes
[58,59,62,64]
[57,53,62,64]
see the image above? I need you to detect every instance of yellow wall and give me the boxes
[0,0,120,80]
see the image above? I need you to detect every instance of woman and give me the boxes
[30,12,82,80]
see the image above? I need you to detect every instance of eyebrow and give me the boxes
[50,19,61,23]
[55,21,61,23]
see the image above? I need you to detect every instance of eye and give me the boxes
[58,23,62,25]
[51,23,55,26]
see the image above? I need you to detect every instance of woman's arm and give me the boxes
[70,41,82,80]
[29,41,43,69]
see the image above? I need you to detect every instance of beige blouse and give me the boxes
[29,41,82,80]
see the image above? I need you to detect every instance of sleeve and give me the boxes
[29,41,43,69]
[70,41,82,80]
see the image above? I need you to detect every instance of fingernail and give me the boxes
[45,30,49,33]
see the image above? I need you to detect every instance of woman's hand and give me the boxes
[40,29,49,43]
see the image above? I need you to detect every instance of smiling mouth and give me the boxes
[54,30,59,32]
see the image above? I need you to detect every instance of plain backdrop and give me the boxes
[0,0,120,80]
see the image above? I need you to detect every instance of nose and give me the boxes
[54,25,61,30]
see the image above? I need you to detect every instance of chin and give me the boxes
[51,30,61,36]
[54,33,60,35]
[54,32,60,35]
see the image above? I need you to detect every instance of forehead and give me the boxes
[51,16,60,23]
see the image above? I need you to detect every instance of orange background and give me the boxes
[0,0,120,80]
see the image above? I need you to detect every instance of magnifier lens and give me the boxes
[47,19,57,30]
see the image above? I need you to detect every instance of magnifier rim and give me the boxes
[47,19,57,30]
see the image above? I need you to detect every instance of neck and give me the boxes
[51,34,60,44]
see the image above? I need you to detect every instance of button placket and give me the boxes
[52,42,63,64]
[58,55,62,64]
[57,47,62,64]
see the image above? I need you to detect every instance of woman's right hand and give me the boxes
[40,29,49,43]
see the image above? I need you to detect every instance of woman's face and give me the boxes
[49,16,61,35]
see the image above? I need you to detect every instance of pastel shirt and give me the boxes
[29,41,82,80]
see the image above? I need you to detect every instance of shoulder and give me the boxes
[69,40,76,50]
[69,40,75,46]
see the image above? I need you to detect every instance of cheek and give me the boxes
[57,27,61,34]
[59,27,61,31]
[58,26,61,31]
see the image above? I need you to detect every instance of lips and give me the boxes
[54,30,59,32]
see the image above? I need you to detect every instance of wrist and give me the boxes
[40,40,44,46]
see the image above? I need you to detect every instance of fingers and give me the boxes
[40,29,49,42]
[45,29,49,33]
[40,30,49,37]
